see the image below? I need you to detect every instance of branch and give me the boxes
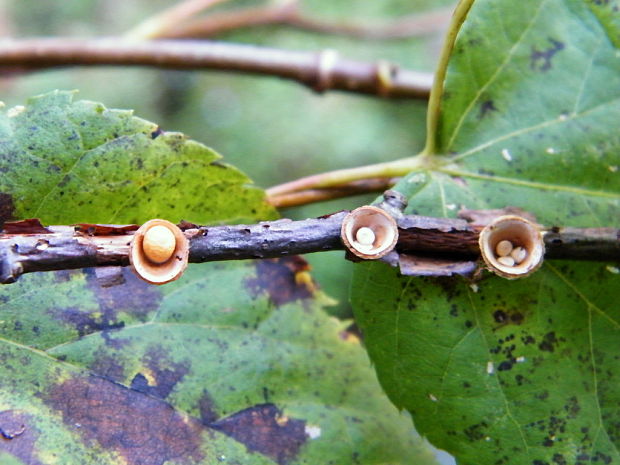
[159,3,452,41]
[267,177,397,208]
[0,214,346,284]
[0,38,433,99]
[2,205,619,284]
[266,157,422,197]
[126,0,232,39]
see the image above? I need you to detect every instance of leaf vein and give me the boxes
[444,0,549,150]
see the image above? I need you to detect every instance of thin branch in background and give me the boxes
[158,2,300,39]
[0,38,433,99]
[125,0,232,39]
[277,5,452,40]
[158,2,453,40]
[267,177,398,208]
[0,0,12,38]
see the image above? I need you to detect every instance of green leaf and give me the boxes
[0,92,437,465]
[352,1,620,464]
[0,90,274,225]
[0,262,437,465]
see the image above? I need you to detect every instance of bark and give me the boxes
[0,38,432,99]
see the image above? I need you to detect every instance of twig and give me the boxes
[423,0,473,155]
[0,38,433,99]
[266,157,423,197]
[2,209,619,284]
[0,213,346,283]
[267,177,397,208]
[159,3,452,40]
[158,2,300,39]
[126,0,232,39]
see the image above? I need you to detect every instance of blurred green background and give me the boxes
[0,0,453,318]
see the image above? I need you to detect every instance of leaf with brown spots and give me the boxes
[43,261,436,465]
[0,259,437,465]
[247,256,315,307]
[45,376,205,465]
[0,91,275,225]
[353,1,620,464]
[211,404,306,465]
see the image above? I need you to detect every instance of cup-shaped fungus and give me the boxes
[478,215,544,279]
[129,219,189,284]
[341,206,399,259]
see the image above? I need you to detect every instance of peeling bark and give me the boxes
[1,208,619,284]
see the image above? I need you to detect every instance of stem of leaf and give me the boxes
[266,155,426,197]
[267,177,398,208]
[422,0,475,155]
